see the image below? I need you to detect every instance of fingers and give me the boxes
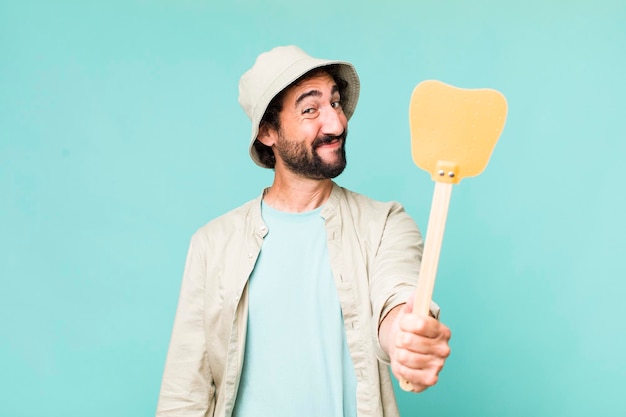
[391,354,444,391]
[395,329,451,357]
[395,343,446,368]
[390,316,451,390]
[399,315,452,341]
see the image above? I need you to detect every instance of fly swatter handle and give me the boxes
[400,181,452,391]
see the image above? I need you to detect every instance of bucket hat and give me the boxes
[238,45,360,168]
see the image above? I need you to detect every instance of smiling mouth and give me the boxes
[313,135,344,149]
[319,138,341,146]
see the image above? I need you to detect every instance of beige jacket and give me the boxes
[157,183,437,417]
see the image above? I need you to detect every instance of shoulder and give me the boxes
[327,184,420,239]
[330,184,423,255]
[191,197,260,245]
[334,184,408,217]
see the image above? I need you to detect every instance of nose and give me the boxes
[321,105,347,137]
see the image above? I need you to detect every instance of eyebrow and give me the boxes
[295,84,339,106]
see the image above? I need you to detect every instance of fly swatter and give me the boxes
[400,80,508,391]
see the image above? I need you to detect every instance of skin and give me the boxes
[379,299,451,392]
[257,73,347,212]
[257,72,451,392]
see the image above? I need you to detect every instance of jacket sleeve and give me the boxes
[369,202,439,363]
[156,233,215,416]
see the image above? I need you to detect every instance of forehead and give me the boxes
[282,73,338,103]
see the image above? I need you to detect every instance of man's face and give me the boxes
[272,73,348,179]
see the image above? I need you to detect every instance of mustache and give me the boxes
[312,131,347,149]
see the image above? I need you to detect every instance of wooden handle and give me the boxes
[400,181,452,392]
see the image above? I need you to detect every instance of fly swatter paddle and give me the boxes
[399,80,508,392]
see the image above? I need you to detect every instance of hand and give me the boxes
[382,300,452,393]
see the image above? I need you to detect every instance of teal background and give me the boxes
[1,0,625,416]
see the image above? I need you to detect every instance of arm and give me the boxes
[368,202,451,392]
[378,300,451,393]
[156,233,215,416]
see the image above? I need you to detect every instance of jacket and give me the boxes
[157,183,435,417]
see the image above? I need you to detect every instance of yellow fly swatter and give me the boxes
[400,80,508,391]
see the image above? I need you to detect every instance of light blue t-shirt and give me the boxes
[232,202,357,417]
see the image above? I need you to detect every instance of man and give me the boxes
[157,45,451,417]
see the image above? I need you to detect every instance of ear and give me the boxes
[257,122,278,147]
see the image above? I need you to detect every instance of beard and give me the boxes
[275,131,348,179]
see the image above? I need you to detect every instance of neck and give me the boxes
[263,169,334,213]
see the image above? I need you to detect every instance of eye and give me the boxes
[331,100,343,109]
[302,107,315,114]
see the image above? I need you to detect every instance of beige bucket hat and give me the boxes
[238,45,360,168]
